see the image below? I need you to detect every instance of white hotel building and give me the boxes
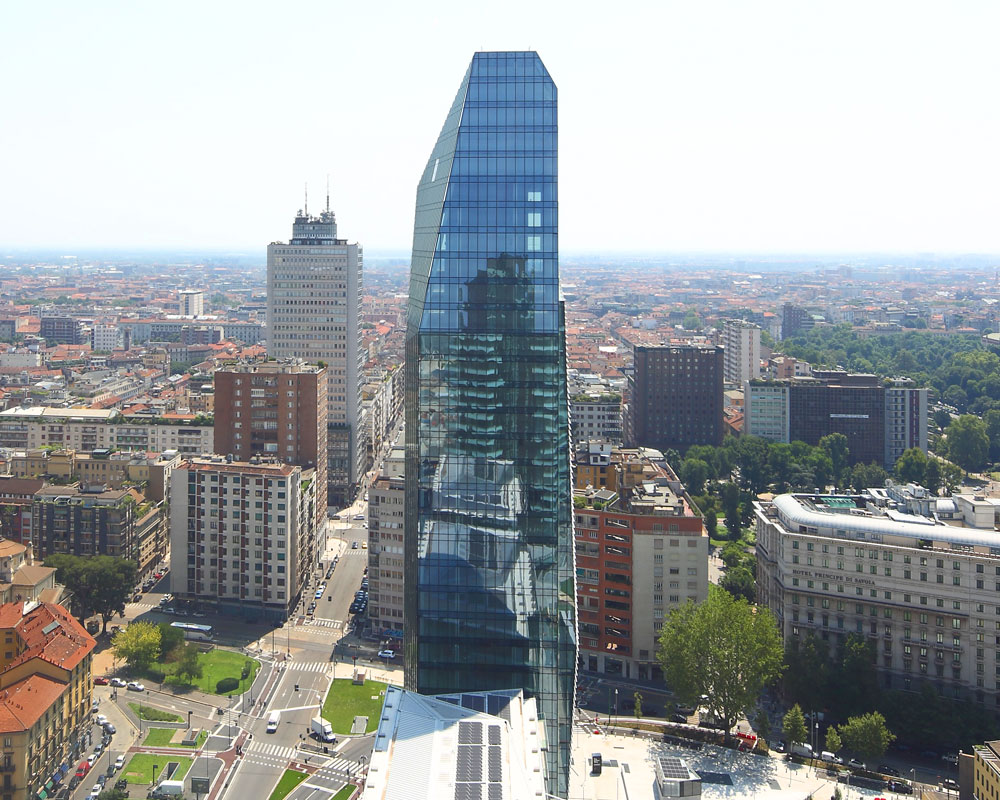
[756,488,1000,707]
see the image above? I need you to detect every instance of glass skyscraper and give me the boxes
[404,51,577,797]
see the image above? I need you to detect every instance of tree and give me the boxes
[112,621,161,672]
[633,691,643,720]
[985,409,1000,461]
[939,460,964,493]
[97,790,129,800]
[681,458,710,496]
[820,433,850,487]
[924,458,942,496]
[894,447,928,485]
[754,708,771,741]
[849,462,889,493]
[783,704,808,748]
[720,482,742,540]
[933,409,952,430]
[947,414,989,472]
[825,726,843,756]
[783,634,830,713]
[838,711,895,760]
[720,566,755,602]
[158,622,185,659]
[175,643,203,683]
[657,587,783,739]
[736,437,771,494]
[45,554,137,634]
[832,635,879,717]
[704,509,718,538]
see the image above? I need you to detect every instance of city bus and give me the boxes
[170,622,214,641]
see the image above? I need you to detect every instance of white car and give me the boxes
[90,785,101,799]
[126,681,145,692]
[110,677,127,687]
[378,649,395,659]
[115,756,125,771]
[353,514,365,520]
[95,714,108,725]
[87,754,97,766]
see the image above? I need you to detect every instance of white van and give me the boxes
[790,742,814,758]
[821,750,842,764]
[267,711,280,733]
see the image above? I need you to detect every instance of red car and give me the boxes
[93,677,109,685]
[75,761,90,779]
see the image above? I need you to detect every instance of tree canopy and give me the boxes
[112,621,161,672]
[783,704,807,747]
[838,711,895,760]
[657,587,783,738]
[45,554,136,634]
[946,414,990,472]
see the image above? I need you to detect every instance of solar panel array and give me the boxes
[455,721,505,799]
[657,756,691,779]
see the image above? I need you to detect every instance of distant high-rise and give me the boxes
[178,289,204,317]
[722,319,761,385]
[404,51,576,798]
[625,343,724,453]
[781,303,813,340]
[267,203,364,505]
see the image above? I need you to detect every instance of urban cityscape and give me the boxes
[2,4,1000,800]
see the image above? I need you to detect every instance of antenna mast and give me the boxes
[304,182,309,216]
[326,174,330,213]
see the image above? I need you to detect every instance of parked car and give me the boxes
[94,677,109,686]
[847,758,866,770]
[133,593,142,602]
[670,713,689,723]
[115,756,126,771]
[878,764,899,777]
[352,541,359,549]
[97,775,107,787]
[887,779,913,794]
[378,649,395,659]
[87,755,97,767]
[353,514,365,520]
[115,779,128,791]
[110,677,127,687]
[103,723,116,735]
[943,778,959,790]
[75,761,91,778]
[96,715,108,725]
[126,681,145,692]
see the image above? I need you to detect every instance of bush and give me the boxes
[146,669,166,684]
[216,677,239,693]
[241,662,252,680]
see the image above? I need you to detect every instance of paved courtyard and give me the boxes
[570,728,905,800]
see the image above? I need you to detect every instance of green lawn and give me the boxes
[128,703,182,722]
[331,786,355,800]
[321,678,387,734]
[142,727,208,748]
[267,769,308,800]
[145,649,260,696]
[121,754,193,785]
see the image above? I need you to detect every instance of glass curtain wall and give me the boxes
[404,51,577,798]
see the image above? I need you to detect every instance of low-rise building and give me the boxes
[168,457,317,621]
[0,600,96,800]
[574,448,708,681]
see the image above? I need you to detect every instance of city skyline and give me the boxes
[2,0,999,255]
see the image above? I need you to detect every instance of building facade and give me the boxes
[0,601,95,800]
[625,343,724,453]
[781,303,813,340]
[368,442,404,636]
[755,491,1000,706]
[570,391,623,446]
[267,204,364,505]
[214,359,327,532]
[178,289,204,317]
[574,450,707,681]
[722,319,761,386]
[168,457,316,621]
[39,317,85,346]
[404,51,576,798]
[745,373,928,468]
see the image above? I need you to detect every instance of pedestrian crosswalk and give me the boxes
[314,755,358,779]
[248,741,296,760]
[289,661,332,673]
[129,602,157,611]
[304,618,342,629]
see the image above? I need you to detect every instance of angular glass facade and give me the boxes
[404,51,577,798]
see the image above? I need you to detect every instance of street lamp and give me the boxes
[153,763,158,787]
[614,689,619,728]
[188,710,192,730]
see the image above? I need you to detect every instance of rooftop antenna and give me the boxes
[304,182,309,217]
[326,174,330,213]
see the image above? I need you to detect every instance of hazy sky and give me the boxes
[2,1,998,255]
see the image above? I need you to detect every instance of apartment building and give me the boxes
[570,390,623,446]
[368,442,404,635]
[974,740,1000,800]
[31,485,167,577]
[745,373,927,468]
[625,343,724,453]
[213,360,327,532]
[0,408,214,456]
[39,318,86,346]
[168,457,317,621]
[0,600,95,800]
[0,480,44,546]
[177,289,204,317]
[575,450,707,681]
[755,490,1000,705]
[722,319,761,385]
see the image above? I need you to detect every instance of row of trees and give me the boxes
[112,620,203,683]
[783,704,894,762]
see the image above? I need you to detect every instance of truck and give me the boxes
[151,780,185,797]
[311,716,336,743]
